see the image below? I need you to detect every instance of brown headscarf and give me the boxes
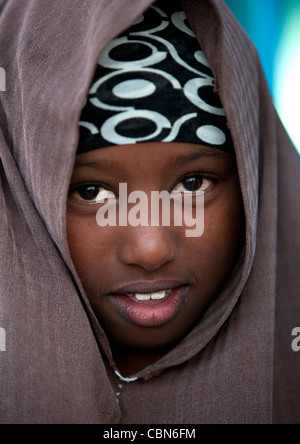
[0,0,299,424]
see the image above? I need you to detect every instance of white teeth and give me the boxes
[135,290,166,301]
[135,294,151,301]
[150,290,166,300]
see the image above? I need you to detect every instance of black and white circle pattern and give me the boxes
[78,2,231,152]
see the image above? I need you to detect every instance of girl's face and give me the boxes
[66,142,244,369]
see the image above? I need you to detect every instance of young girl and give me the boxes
[0,0,299,424]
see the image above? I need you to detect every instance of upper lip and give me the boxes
[109,279,188,296]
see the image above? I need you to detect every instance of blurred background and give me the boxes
[225,0,300,153]
[0,0,299,153]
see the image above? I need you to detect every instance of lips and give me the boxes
[108,280,189,327]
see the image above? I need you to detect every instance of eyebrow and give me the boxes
[74,159,106,169]
[173,148,232,165]
[74,147,232,170]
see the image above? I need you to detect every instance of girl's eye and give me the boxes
[172,175,212,194]
[69,184,115,203]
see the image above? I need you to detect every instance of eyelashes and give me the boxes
[69,184,115,203]
[68,173,218,205]
[172,174,213,194]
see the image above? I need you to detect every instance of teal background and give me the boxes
[225,0,300,152]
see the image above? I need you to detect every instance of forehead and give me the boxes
[74,142,233,172]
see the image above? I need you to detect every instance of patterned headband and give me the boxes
[77,0,233,153]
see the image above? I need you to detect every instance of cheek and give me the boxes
[187,183,244,288]
[66,214,111,292]
[202,184,244,269]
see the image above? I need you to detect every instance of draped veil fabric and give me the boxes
[0,0,299,424]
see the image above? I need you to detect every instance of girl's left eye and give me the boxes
[172,175,212,194]
[69,184,115,203]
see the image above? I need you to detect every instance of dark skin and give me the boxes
[66,142,244,376]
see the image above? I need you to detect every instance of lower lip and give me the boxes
[110,286,189,327]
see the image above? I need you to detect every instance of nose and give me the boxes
[118,226,178,272]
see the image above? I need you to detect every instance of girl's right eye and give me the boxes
[69,184,115,203]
